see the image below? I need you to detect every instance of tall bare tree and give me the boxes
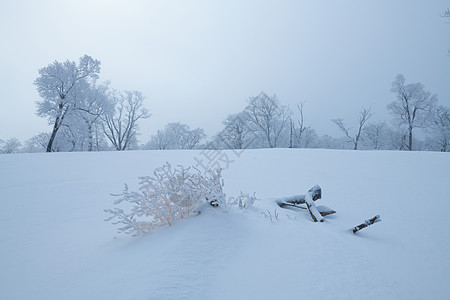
[332,107,372,150]
[290,102,311,148]
[388,74,437,151]
[102,90,150,150]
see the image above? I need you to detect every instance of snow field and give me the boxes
[1,149,449,299]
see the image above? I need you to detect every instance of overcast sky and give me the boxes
[1,0,449,143]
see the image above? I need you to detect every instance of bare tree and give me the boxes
[363,122,387,150]
[217,112,254,149]
[103,90,150,150]
[246,92,290,148]
[388,74,437,151]
[153,122,206,150]
[289,102,311,148]
[303,128,317,148]
[332,107,372,150]
[2,138,22,154]
[183,128,206,149]
[146,129,175,150]
[35,55,101,152]
[431,106,450,152]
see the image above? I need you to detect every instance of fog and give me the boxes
[1,0,449,142]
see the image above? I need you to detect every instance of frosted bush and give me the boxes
[105,162,226,236]
[237,192,257,209]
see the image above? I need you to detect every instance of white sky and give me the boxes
[0,0,449,143]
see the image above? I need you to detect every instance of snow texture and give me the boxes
[1,149,450,299]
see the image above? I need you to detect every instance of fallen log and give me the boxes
[280,203,336,217]
[304,186,323,222]
[276,185,335,222]
[276,185,321,207]
[317,205,336,217]
[352,215,381,233]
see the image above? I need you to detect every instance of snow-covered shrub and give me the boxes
[105,162,226,236]
[237,192,257,209]
[219,192,258,212]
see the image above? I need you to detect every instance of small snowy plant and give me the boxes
[237,192,257,209]
[105,162,226,236]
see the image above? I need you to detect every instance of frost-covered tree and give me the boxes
[102,90,150,150]
[216,112,255,149]
[332,107,371,150]
[388,74,437,151]
[145,129,175,150]
[302,128,318,148]
[2,138,22,154]
[245,92,290,148]
[182,127,206,149]
[363,122,388,150]
[388,128,409,151]
[146,123,206,150]
[74,82,112,151]
[27,133,50,151]
[431,106,450,152]
[35,55,101,152]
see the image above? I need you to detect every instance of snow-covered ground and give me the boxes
[1,149,449,299]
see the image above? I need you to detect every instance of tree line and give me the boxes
[1,55,449,154]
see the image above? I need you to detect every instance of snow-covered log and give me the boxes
[316,205,336,217]
[276,185,321,207]
[304,186,324,222]
[352,215,381,233]
[275,185,334,222]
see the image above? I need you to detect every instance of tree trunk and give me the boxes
[46,119,60,152]
[408,126,413,151]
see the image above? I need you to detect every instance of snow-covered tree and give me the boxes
[363,122,388,150]
[302,127,318,148]
[388,74,437,151]
[74,82,112,151]
[245,92,290,148]
[102,90,150,150]
[145,129,175,150]
[332,107,372,150]
[145,123,206,150]
[34,55,101,152]
[2,138,22,154]
[216,112,255,149]
[430,105,450,152]
[165,122,206,149]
